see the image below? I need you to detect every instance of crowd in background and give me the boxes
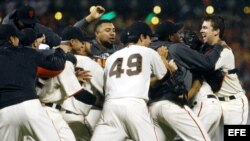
[0,0,249,97]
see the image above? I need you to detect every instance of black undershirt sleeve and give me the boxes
[73,89,97,105]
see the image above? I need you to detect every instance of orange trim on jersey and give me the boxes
[241,98,245,124]
[37,67,63,78]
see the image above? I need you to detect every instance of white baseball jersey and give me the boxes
[38,43,50,50]
[214,48,248,125]
[37,61,82,103]
[36,61,83,141]
[62,55,104,115]
[91,45,167,141]
[75,55,104,94]
[215,48,244,96]
[61,55,105,141]
[104,45,167,101]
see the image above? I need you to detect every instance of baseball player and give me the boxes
[199,15,249,141]
[74,7,114,131]
[201,15,248,124]
[37,27,100,141]
[91,21,177,141]
[3,5,61,48]
[74,6,122,68]
[61,54,104,141]
[0,24,68,141]
[20,28,45,49]
[149,21,211,141]
[55,28,105,141]
[181,31,223,140]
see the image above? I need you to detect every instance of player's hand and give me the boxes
[156,46,168,59]
[86,6,105,22]
[75,69,92,83]
[168,59,178,73]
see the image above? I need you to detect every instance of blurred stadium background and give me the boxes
[0,0,249,98]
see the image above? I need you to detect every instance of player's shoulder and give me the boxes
[221,47,233,56]
[108,45,156,58]
[106,47,125,59]
[65,60,75,69]
[75,54,91,61]
[222,46,232,52]
[168,43,186,50]
[75,55,101,68]
[129,44,156,53]
[145,46,158,52]
[17,46,39,55]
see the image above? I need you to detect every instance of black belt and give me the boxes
[65,110,79,115]
[44,103,80,115]
[207,94,217,99]
[190,95,217,108]
[218,95,236,101]
[44,103,62,110]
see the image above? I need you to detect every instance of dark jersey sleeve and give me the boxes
[74,19,90,30]
[169,43,223,72]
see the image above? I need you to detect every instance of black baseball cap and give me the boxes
[120,28,129,45]
[61,27,93,42]
[10,5,37,24]
[155,20,184,41]
[126,21,154,39]
[19,28,37,46]
[82,30,95,41]
[0,24,23,40]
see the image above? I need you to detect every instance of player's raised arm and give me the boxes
[74,5,105,30]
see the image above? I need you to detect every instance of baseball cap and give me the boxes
[82,30,95,41]
[11,5,37,24]
[126,21,154,40]
[120,28,129,45]
[19,28,37,46]
[0,24,23,40]
[155,20,184,41]
[61,27,93,42]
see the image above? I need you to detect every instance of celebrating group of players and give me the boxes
[0,4,248,141]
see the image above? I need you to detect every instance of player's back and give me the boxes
[104,45,167,101]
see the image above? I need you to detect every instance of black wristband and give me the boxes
[73,89,97,105]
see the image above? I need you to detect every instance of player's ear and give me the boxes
[214,28,220,36]
[69,39,75,46]
[139,34,145,42]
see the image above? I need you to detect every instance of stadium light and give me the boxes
[151,16,159,25]
[153,5,161,14]
[54,11,63,21]
[243,6,250,14]
[206,5,214,14]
